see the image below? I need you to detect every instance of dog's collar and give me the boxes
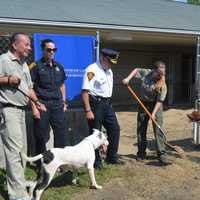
[84,138,96,149]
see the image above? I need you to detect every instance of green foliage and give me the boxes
[25,165,37,180]
[0,169,6,192]
[0,169,7,200]
[188,0,200,5]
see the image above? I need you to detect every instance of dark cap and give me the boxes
[101,48,120,64]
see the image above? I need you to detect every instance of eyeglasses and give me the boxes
[45,48,57,53]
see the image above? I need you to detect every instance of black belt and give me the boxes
[2,103,29,110]
[89,95,111,103]
[39,99,62,103]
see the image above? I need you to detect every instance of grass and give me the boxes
[0,169,6,192]
[0,169,7,200]
[0,163,122,200]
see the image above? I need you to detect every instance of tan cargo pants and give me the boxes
[0,107,29,200]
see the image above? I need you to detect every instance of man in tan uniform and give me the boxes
[123,61,170,165]
[0,33,45,200]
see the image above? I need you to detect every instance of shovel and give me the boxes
[126,84,184,156]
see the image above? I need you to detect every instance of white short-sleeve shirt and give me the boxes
[82,62,113,98]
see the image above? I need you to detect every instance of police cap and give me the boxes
[101,48,119,64]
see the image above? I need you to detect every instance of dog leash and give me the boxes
[15,87,39,104]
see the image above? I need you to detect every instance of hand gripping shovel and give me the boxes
[126,84,184,156]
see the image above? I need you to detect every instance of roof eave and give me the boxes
[0,17,200,36]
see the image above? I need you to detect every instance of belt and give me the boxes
[89,95,111,103]
[40,99,62,103]
[2,103,29,110]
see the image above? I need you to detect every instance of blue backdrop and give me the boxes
[33,33,96,107]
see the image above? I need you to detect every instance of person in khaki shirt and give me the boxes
[0,33,45,200]
[122,61,171,165]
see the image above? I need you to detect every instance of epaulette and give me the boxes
[28,62,37,71]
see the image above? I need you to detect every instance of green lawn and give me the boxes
[0,163,121,200]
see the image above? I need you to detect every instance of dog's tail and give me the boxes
[20,152,43,163]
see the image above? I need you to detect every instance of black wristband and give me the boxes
[8,75,12,85]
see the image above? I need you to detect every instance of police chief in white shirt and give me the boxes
[82,48,123,169]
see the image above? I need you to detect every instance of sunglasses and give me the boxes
[45,48,57,53]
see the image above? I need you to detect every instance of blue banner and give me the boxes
[33,33,95,107]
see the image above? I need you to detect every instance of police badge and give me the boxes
[87,72,95,81]
[55,67,60,71]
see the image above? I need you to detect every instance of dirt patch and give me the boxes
[73,107,200,200]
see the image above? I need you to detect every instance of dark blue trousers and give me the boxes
[33,100,67,155]
[88,97,120,166]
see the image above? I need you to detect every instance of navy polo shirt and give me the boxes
[31,58,67,101]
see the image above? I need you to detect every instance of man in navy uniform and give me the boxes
[82,48,123,169]
[31,39,68,162]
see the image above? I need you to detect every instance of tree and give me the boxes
[188,0,200,5]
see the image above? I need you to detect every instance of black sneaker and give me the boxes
[94,162,103,170]
[136,153,146,161]
[106,159,125,165]
[136,156,145,162]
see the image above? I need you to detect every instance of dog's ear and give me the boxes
[93,128,99,135]
[102,130,107,138]
[99,131,107,139]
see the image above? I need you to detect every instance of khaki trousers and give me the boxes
[0,107,29,199]
[137,102,166,157]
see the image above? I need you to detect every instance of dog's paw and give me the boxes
[90,185,102,190]
[72,177,80,185]
[96,185,102,189]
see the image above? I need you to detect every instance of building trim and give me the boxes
[0,17,200,36]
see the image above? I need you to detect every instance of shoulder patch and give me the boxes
[28,62,36,70]
[87,72,95,81]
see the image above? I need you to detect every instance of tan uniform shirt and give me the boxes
[135,68,167,102]
[0,51,33,106]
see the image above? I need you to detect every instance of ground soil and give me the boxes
[72,107,200,200]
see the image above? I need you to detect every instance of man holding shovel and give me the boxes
[122,61,171,165]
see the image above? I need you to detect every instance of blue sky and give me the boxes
[173,0,187,2]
